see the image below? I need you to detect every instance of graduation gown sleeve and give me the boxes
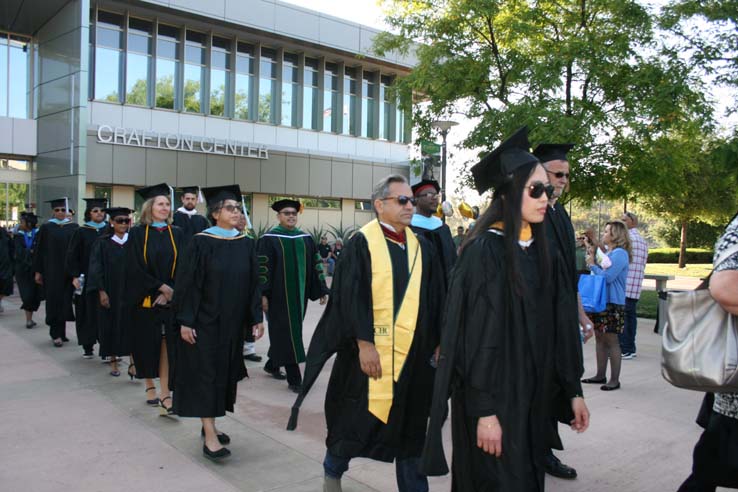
[256,236,275,299]
[304,236,330,301]
[65,228,84,279]
[32,225,47,276]
[174,239,205,328]
[86,238,105,293]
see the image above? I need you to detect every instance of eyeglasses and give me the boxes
[53,208,67,212]
[381,195,417,206]
[221,204,242,213]
[416,191,440,200]
[545,170,570,179]
[528,182,555,199]
[90,208,104,213]
[280,210,298,216]
[113,218,131,225]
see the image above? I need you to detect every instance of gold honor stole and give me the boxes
[360,219,423,424]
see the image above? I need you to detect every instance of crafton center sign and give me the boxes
[96,124,270,159]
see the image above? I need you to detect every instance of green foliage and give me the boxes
[306,224,326,245]
[636,290,659,319]
[327,222,358,242]
[156,74,175,109]
[253,222,272,241]
[647,248,714,264]
[656,219,725,248]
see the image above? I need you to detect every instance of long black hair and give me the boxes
[463,160,550,295]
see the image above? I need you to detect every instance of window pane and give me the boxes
[157,39,177,59]
[186,30,206,45]
[234,72,252,119]
[129,17,152,35]
[156,58,177,109]
[210,68,227,116]
[303,86,318,129]
[158,24,179,41]
[98,11,123,28]
[281,80,298,126]
[212,50,230,70]
[7,183,29,226]
[94,47,121,102]
[126,52,149,105]
[128,33,151,54]
[184,63,204,112]
[236,55,253,74]
[185,45,205,65]
[8,38,28,117]
[258,78,276,123]
[213,36,230,51]
[237,42,253,56]
[0,38,7,116]
[97,28,123,49]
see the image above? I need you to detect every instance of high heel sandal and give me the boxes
[159,396,175,416]
[145,387,159,406]
[127,364,136,381]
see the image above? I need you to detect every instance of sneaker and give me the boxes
[622,352,636,360]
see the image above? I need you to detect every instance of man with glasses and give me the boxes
[66,198,111,358]
[173,186,209,244]
[287,174,443,492]
[257,199,328,392]
[33,198,79,347]
[533,143,589,481]
[619,211,648,359]
[410,179,457,287]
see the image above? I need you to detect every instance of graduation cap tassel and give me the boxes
[65,197,69,218]
[198,187,204,204]
[168,185,175,217]
[242,201,253,231]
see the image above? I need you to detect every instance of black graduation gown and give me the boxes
[544,201,585,450]
[420,232,583,491]
[13,231,42,311]
[410,221,457,288]
[87,235,131,358]
[66,224,111,347]
[172,211,209,244]
[33,221,78,329]
[125,224,184,379]
[287,233,444,463]
[173,233,262,417]
[0,229,14,296]
[257,230,328,365]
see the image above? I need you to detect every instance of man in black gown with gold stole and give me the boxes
[287,174,444,492]
[34,198,79,347]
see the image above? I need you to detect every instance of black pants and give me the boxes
[49,321,66,340]
[678,412,738,491]
[265,358,302,386]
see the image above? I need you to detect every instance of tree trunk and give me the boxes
[678,220,688,268]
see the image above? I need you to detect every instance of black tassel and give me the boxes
[286,406,299,431]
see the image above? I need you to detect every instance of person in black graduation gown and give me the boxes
[14,212,42,328]
[174,185,263,461]
[87,207,134,378]
[33,198,79,347]
[126,183,184,415]
[287,174,444,492]
[533,142,593,480]
[66,198,110,358]
[420,127,590,492]
[172,186,209,244]
[409,179,457,287]
[0,224,14,312]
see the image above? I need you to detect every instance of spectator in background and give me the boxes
[318,236,335,276]
[332,239,343,264]
[453,225,465,251]
[620,211,648,359]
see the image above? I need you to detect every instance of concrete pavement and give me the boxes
[0,290,728,491]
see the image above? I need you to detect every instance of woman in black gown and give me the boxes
[174,185,263,460]
[126,183,184,415]
[13,212,41,328]
[87,207,133,378]
[421,127,590,491]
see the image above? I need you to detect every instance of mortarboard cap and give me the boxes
[411,179,441,196]
[180,186,199,195]
[201,185,242,207]
[470,126,539,194]
[271,199,301,212]
[83,198,108,210]
[103,207,133,219]
[136,183,172,201]
[46,197,69,209]
[533,143,575,164]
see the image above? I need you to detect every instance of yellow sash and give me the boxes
[360,219,423,424]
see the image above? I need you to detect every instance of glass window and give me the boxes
[235,42,254,120]
[361,71,376,138]
[342,67,357,136]
[8,36,30,118]
[303,57,319,130]
[126,18,152,106]
[268,195,340,209]
[93,185,112,201]
[323,62,339,133]
[0,159,29,171]
[281,53,299,127]
[156,24,179,109]
[210,36,231,117]
[258,47,277,123]
[355,200,372,211]
[184,30,206,113]
[2,183,30,227]
[0,36,7,116]
[95,11,124,102]
[379,75,393,141]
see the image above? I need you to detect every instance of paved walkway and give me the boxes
[0,290,727,491]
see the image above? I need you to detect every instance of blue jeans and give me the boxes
[323,451,429,492]
[619,297,638,354]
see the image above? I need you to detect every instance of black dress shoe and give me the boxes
[288,384,301,394]
[201,427,231,445]
[264,366,287,380]
[244,353,262,362]
[203,444,231,460]
[545,453,577,479]
[61,337,70,342]
[601,383,621,391]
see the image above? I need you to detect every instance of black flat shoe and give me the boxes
[544,454,577,479]
[581,377,607,384]
[601,383,621,391]
[26,321,36,329]
[264,366,287,380]
[203,444,231,461]
[244,353,262,362]
[201,427,231,445]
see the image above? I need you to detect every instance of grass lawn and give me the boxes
[636,290,659,319]
[645,263,712,279]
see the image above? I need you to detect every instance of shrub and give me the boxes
[647,248,714,263]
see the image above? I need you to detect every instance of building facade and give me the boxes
[0,0,415,230]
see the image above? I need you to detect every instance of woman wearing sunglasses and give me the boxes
[421,127,589,491]
[87,208,134,378]
[173,185,264,460]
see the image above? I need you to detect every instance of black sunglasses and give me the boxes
[280,210,298,216]
[53,207,67,212]
[113,217,131,224]
[528,182,555,199]
[381,195,417,206]
[546,170,570,179]
[221,204,242,213]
